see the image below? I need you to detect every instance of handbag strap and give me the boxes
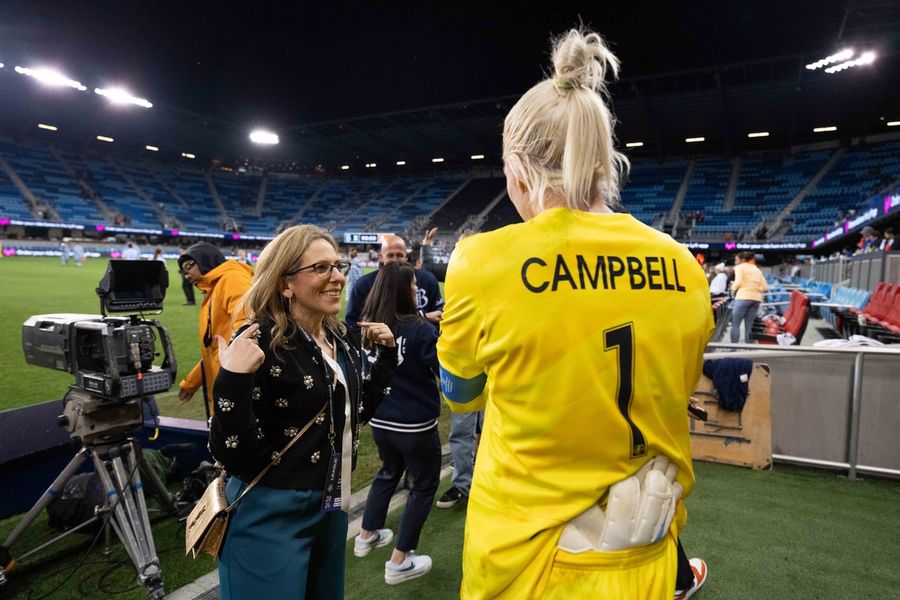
[224,403,327,512]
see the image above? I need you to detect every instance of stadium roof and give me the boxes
[0,1,898,170]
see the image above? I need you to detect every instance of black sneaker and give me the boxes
[436,486,466,509]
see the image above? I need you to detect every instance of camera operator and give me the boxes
[178,243,253,417]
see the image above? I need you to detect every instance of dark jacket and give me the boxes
[421,245,448,282]
[368,317,440,432]
[702,358,753,412]
[210,320,398,489]
[345,267,443,335]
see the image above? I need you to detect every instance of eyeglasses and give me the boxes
[181,259,197,276]
[285,261,351,278]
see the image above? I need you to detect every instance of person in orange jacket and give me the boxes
[178,242,253,418]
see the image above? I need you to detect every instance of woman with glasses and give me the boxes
[210,224,398,600]
[352,262,441,585]
[438,29,713,599]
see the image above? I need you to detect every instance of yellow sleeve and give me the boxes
[180,361,202,393]
[437,239,488,413]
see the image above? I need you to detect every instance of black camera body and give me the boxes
[23,314,175,400]
[21,260,176,405]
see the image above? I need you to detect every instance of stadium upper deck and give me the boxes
[1,133,897,246]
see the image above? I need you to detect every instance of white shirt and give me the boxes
[709,272,728,295]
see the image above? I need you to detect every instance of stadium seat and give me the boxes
[753,291,810,345]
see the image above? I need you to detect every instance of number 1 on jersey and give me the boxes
[604,322,647,458]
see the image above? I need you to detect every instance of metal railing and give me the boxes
[705,342,900,480]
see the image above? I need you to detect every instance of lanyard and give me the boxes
[321,350,352,512]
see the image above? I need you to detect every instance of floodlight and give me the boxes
[145,145,159,152]
[249,130,279,145]
[887,121,900,127]
[340,165,350,170]
[396,161,406,166]
[432,157,444,163]
[747,131,769,138]
[813,126,837,133]
[15,66,87,91]
[38,123,58,131]
[824,51,877,74]
[181,152,196,159]
[625,141,644,148]
[94,87,153,108]
[470,154,485,160]
[685,137,705,143]
[0,63,4,69]
[96,135,114,143]
[805,48,854,70]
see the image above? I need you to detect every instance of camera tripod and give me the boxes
[0,394,177,600]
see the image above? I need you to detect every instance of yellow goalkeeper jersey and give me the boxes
[438,208,713,599]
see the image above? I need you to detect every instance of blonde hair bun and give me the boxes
[552,29,620,93]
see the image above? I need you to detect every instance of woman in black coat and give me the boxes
[210,224,397,600]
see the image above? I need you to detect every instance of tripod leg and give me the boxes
[109,446,152,562]
[124,442,159,559]
[106,446,164,598]
[90,451,143,569]
[1,447,90,551]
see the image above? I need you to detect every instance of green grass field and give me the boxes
[344,461,900,600]
[0,256,203,417]
[3,257,900,599]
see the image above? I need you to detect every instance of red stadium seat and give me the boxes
[753,291,810,345]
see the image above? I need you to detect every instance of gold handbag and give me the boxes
[185,471,230,558]
[185,405,326,559]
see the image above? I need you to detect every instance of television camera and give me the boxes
[1,260,179,600]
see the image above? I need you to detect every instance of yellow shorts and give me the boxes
[536,533,677,600]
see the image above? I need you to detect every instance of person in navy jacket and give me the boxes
[353,262,441,585]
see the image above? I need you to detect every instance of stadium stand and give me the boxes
[784,140,900,241]
[0,163,34,220]
[428,178,506,232]
[692,150,831,240]
[0,135,898,243]
[151,164,223,232]
[619,158,688,226]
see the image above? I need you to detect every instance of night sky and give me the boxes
[0,1,851,127]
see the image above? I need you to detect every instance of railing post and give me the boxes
[846,351,865,481]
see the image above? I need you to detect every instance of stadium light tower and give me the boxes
[249,130,279,145]
[95,87,153,108]
[14,66,87,91]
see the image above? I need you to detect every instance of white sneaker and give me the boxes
[353,529,393,557]
[384,553,432,585]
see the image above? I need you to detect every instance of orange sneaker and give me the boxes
[674,557,708,600]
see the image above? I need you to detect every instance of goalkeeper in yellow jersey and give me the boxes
[438,28,713,600]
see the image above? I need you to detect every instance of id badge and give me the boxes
[321,451,342,512]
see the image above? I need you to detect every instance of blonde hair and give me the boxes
[236,224,344,351]
[503,28,629,214]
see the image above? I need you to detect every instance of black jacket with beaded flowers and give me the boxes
[209,320,398,490]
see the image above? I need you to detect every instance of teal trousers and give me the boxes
[219,477,349,600]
